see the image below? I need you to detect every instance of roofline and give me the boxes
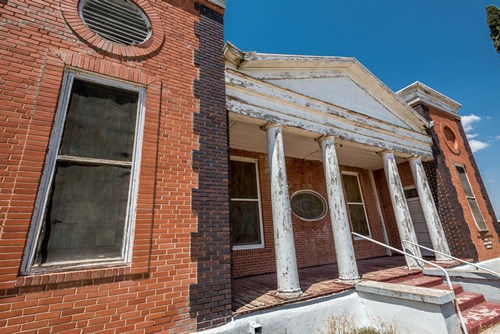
[223,42,431,130]
[207,0,224,9]
[397,81,462,118]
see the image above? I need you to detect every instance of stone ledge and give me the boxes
[423,268,500,280]
[356,280,454,305]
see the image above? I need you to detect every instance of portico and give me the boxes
[225,43,451,298]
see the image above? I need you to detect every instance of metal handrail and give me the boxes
[352,232,468,334]
[402,240,500,279]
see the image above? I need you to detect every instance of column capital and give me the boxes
[408,155,423,162]
[378,149,395,157]
[316,134,337,144]
[261,122,283,131]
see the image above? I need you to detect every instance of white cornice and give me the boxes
[207,0,225,9]
[397,82,462,118]
[223,43,430,131]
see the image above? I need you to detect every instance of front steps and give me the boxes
[389,274,500,333]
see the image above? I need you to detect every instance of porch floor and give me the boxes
[232,255,421,314]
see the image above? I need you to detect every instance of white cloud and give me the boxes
[460,114,492,152]
[466,133,479,139]
[468,139,490,152]
[495,135,500,141]
[461,114,481,133]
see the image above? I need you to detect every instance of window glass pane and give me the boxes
[349,203,370,236]
[456,166,474,197]
[59,79,138,161]
[290,191,327,220]
[342,174,362,203]
[34,163,131,265]
[230,160,258,199]
[467,198,488,231]
[230,201,261,245]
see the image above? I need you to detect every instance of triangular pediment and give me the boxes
[266,75,410,128]
[224,42,429,132]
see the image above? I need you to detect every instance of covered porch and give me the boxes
[225,43,452,301]
[233,255,417,314]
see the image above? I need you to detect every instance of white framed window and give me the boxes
[21,70,146,274]
[230,156,264,250]
[341,172,371,238]
[455,165,488,231]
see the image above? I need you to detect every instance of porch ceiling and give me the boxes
[230,117,408,170]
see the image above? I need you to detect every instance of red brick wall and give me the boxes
[425,106,499,260]
[0,0,229,333]
[231,150,388,278]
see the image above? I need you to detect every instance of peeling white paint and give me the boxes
[264,124,302,297]
[382,151,422,267]
[320,136,359,281]
[409,157,451,260]
[225,70,434,159]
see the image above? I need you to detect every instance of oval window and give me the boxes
[290,190,328,221]
[443,125,460,154]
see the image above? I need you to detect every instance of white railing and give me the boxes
[402,240,500,279]
[352,232,468,334]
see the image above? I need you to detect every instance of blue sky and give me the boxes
[224,0,500,217]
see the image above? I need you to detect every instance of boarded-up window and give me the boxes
[22,72,144,272]
[230,159,263,249]
[342,173,371,237]
[455,165,488,231]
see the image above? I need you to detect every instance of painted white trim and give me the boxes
[230,156,265,251]
[21,70,146,274]
[369,170,391,256]
[397,81,461,118]
[226,70,433,159]
[454,164,488,232]
[341,171,372,239]
[290,189,328,221]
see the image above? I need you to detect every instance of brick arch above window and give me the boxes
[61,0,165,59]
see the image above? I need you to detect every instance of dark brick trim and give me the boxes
[189,2,232,331]
[413,104,478,260]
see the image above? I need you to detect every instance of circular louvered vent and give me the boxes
[79,0,152,46]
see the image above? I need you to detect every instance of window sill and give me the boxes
[233,244,265,251]
[15,264,133,288]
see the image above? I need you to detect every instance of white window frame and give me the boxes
[21,69,146,274]
[455,164,488,232]
[341,171,372,239]
[230,156,265,251]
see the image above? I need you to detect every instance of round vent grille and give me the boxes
[80,0,152,46]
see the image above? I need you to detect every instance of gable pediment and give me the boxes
[224,43,433,158]
[266,75,411,129]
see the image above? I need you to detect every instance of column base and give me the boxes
[276,289,303,300]
[334,277,361,285]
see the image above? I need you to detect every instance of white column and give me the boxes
[409,156,451,261]
[381,151,422,268]
[264,123,302,298]
[319,136,359,281]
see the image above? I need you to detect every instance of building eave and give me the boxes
[397,81,462,119]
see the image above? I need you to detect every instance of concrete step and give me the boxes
[433,283,464,295]
[461,302,500,334]
[397,275,443,288]
[455,292,485,311]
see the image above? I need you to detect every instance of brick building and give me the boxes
[224,43,499,294]
[0,0,498,333]
[0,0,230,332]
